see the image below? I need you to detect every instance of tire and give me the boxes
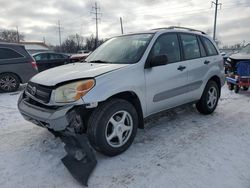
[0,73,20,92]
[243,86,249,91]
[87,99,138,156]
[228,83,234,91]
[196,80,219,115]
[234,85,240,93]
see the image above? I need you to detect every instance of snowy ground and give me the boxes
[1,86,250,188]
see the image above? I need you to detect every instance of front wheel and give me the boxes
[196,80,219,115]
[87,99,138,156]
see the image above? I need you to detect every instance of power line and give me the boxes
[91,2,101,49]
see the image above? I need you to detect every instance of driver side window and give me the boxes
[151,33,181,63]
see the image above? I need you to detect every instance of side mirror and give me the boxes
[150,55,168,67]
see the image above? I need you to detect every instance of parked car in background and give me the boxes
[33,52,70,72]
[221,51,235,63]
[0,42,38,92]
[224,44,250,74]
[70,50,92,63]
[77,50,91,54]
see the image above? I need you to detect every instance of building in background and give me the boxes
[19,41,51,54]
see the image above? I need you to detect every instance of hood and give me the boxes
[30,63,128,86]
[230,53,250,60]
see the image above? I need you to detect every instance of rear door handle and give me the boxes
[204,60,210,65]
[177,65,186,71]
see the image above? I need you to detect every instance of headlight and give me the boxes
[54,79,95,103]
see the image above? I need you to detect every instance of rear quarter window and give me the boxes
[201,37,218,56]
[0,48,24,60]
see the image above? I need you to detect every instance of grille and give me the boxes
[26,82,52,103]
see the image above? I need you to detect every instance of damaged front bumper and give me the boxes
[18,91,81,131]
[18,91,97,186]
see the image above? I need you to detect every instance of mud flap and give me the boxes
[61,135,97,186]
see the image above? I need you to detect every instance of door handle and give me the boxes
[204,60,210,65]
[177,65,186,71]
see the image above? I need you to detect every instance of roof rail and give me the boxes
[152,26,206,35]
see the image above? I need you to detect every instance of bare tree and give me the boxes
[59,34,85,53]
[85,34,105,51]
[0,29,24,43]
[52,34,106,53]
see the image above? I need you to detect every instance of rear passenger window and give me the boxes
[201,37,218,56]
[0,48,23,60]
[180,34,200,60]
[34,54,48,61]
[49,54,63,60]
[198,37,206,57]
[151,34,180,63]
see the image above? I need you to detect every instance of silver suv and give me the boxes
[18,27,225,156]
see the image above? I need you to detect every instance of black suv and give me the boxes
[0,42,38,92]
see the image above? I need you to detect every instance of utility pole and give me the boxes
[120,17,124,34]
[16,26,20,43]
[91,2,101,49]
[212,0,222,41]
[57,20,62,50]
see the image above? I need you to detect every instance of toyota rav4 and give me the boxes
[18,26,225,157]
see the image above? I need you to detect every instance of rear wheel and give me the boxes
[0,73,20,92]
[196,80,219,115]
[242,86,249,91]
[234,85,240,93]
[87,99,138,156]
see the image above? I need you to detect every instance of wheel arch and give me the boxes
[208,75,221,97]
[0,72,23,83]
[106,91,144,129]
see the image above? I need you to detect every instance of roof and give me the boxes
[19,41,49,50]
[0,42,24,47]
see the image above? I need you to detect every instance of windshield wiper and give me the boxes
[89,60,112,64]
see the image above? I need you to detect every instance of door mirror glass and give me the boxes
[150,55,168,67]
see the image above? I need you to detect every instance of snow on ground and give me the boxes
[1,87,250,188]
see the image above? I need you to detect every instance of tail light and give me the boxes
[30,60,38,71]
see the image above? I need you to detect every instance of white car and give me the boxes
[18,26,225,156]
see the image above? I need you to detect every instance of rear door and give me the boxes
[145,33,189,116]
[180,34,217,101]
[48,53,66,68]
[179,33,210,101]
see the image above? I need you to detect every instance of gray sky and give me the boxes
[0,0,249,46]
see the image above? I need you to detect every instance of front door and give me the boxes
[145,33,188,116]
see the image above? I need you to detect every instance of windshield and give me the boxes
[86,34,153,64]
[240,44,250,54]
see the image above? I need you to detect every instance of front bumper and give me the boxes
[18,92,75,131]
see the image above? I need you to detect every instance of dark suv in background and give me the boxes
[0,42,38,92]
[33,52,70,72]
